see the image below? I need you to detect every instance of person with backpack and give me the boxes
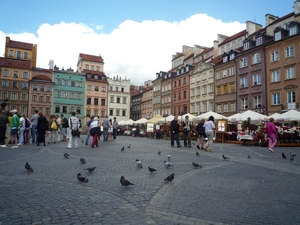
[196,119,206,150]
[24,114,31,144]
[60,114,68,141]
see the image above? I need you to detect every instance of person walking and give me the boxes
[30,110,39,144]
[23,114,31,144]
[60,114,68,141]
[36,112,48,146]
[55,115,62,142]
[89,117,100,148]
[182,115,192,147]
[266,117,278,153]
[67,112,80,149]
[203,116,215,152]
[0,110,8,145]
[196,119,206,150]
[112,117,118,141]
[48,115,58,144]
[108,119,113,141]
[18,113,26,146]
[85,115,94,145]
[170,116,181,148]
[156,123,161,139]
[1,109,20,148]
[102,116,109,141]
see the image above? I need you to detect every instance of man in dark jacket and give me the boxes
[196,119,206,149]
[170,116,181,148]
[0,110,8,145]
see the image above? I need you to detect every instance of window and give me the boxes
[286,67,295,79]
[240,58,247,68]
[70,92,75,99]
[24,52,28,59]
[94,98,98,105]
[271,51,279,62]
[229,53,235,60]
[197,87,200,95]
[22,72,28,79]
[94,86,99,91]
[287,90,296,103]
[110,96,114,103]
[289,26,297,36]
[1,92,8,100]
[191,77,195,83]
[20,94,27,101]
[46,96,50,102]
[224,104,228,113]
[55,106,60,113]
[87,85,92,91]
[109,109,113,116]
[253,74,261,85]
[209,71,213,78]
[16,51,21,59]
[55,91,61,98]
[221,46,225,54]
[63,80,68,86]
[77,82,82,87]
[254,96,261,108]
[183,77,186,84]
[210,84,214,93]
[39,96,44,102]
[32,95,37,101]
[223,56,228,63]
[240,77,248,88]
[102,87,106,92]
[241,98,248,109]
[62,91,68,98]
[85,64,89,70]
[253,53,260,64]
[22,82,28,89]
[12,81,18,88]
[77,93,82,100]
[3,70,9,77]
[203,86,207,94]
[87,98,91,104]
[76,107,81,114]
[217,104,221,113]
[226,44,230,52]
[11,93,18,100]
[271,70,280,82]
[232,41,236,50]
[223,70,227,77]
[40,86,44,91]
[183,91,187,98]
[272,93,280,105]
[101,99,105,106]
[286,46,294,58]
[13,71,18,78]
[275,31,281,41]
[203,102,207,112]
[46,108,50,115]
[91,65,94,70]
[47,86,51,92]
[9,50,14,57]
[203,73,207,80]
[110,86,113,91]
[229,67,235,76]
[56,79,61,85]
[71,81,75,87]
[96,66,100,71]
[256,37,262,46]
[230,103,236,112]
[244,42,249,50]
[238,39,242,47]
[2,80,8,87]
[63,106,67,113]
[70,106,74,113]
[217,72,221,79]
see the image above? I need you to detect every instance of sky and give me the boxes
[0,0,293,85]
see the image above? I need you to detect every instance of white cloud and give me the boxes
[0,14,245,85]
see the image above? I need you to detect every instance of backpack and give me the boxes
[51,121,58,130]
[25,118,30,128]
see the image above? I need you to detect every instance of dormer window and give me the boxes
[289,25,297,36]
[177,70,180,75]
[275,31,281,41]
[181,68,184,73]
[256,37,262,46]
[223,56,228,63]
[244,42,249,50]
[186,65,189,71]
[229,53,235,60]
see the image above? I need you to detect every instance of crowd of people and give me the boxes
[0,109,119,149]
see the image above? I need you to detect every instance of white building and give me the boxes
[107,75,131,121]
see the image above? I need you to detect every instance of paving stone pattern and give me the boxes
[0,136,299,225]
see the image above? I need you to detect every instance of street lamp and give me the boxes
[247,117,251,135]
[163,114,168,124]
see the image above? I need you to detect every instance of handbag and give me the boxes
[183,128,188,132]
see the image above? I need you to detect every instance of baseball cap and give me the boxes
[11,109,17,113]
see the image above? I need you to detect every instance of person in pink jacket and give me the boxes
[266,117,278,152]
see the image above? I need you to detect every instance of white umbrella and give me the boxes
[228,110,269,123]
[275,109,300,122]
[124,119,135,125]
[157,115,174,123]
[135,118,148,124]
[269,113,281,118]
[178,113,196,122]
[192,111,227,122]
[118,120,126,126]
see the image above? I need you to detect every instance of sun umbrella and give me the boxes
[192,111,227,122]
[147,114,163,123]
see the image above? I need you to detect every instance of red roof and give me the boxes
[268,12,294,26]
[6,38,34,50]
[79,53,104,63]
[1,59,31,69]
[212,55,222,65]
[84,70,105,76]
[219,30,246,46]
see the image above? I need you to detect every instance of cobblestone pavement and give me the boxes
[0,135,299,225]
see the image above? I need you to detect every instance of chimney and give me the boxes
[294,0,300,15]
[265,14,278,26]
[246,21,262,36]
[48,60,54,69]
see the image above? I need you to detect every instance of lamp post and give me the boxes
[247,117,251,135]
[255,105,266,115]
[163,114,168,124]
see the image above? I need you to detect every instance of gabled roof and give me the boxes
[172,53,185,61]
[212,55,222,65]
[6,39,33,50]
[268,12,294,27]
[79,53,104,63]
[219,30,247,46]
[1,59,31,69]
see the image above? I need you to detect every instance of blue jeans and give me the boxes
[113,128,117,140]
[31,125,37,143]
[85,134,91,144]
[19,126,25,144]
[171,132,180,146]
[62,127,67,139]
[103,127,108,141]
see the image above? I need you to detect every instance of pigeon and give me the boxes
[148,166,157,173]
[282,152,287,159]
[164,160,173,168]
[64,153,70,158]
[167,154,171,161]
[84,167,96,172]
[136,159,143,168]
[164,173,175,182]
[222,155,230,160]
[290,156,295,161]
[192,162,202,168]
[121,146,125,151]
[80,158,86,164]
[247,155,251,159]
[77,173,88,182]
[120,176,134,187]
[196,151,200,156]
[157,151,161,155]
[290,152,297,157]
[81,140,84,144]
[127,144,131,148]
[25,162,33,172]
[192,142,196,145]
